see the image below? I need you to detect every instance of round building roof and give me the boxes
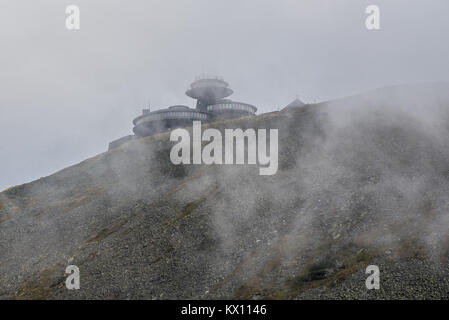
[133,105,209,125]
[206,100,257,115]
[186,77,233,101]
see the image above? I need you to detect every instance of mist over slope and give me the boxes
[1,82,449,299]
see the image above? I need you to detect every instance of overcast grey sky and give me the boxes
[0,0,448,191]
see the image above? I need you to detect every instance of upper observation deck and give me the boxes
[185,76,233,101]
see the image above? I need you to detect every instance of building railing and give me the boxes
[135,111,209,125]
[207,102,257,114]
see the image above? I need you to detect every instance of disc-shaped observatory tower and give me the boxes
[186,76,257,119]
[108,76,257,150]
[186,76,234,112]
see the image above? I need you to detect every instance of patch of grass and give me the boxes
[233,254,282,299]
[178,197,207,219]
[2,184,24,196]
[163,196,207,230]
[14,264,65,300]
[286,260,331,291]
[293,262,329,284]
[86,220,127,244]
[16,286,54,300]
[274,247,377,299]
[397,238,427,260]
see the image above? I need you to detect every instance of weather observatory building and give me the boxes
[109,76,258,150]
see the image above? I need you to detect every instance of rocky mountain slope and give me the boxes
[1,83,449,299]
